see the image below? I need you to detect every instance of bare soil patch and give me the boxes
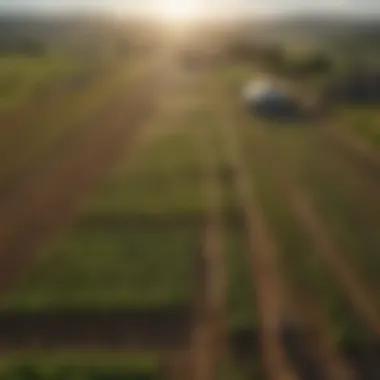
[0,307,190,351]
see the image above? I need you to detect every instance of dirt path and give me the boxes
[189,117,229,380]
[161,72,229,380]
[218,101,299,380]
[0,65,165,296]
[250,123,380,338]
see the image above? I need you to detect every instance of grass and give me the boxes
[337,106,380,149]
[0,54,78,111]
[87,111,204,217]
[2,68,208,312]
[0,59,141,184]
[2,226,197,311]
[212,117,241,217]
[225,229,257,332]
[217,365,247,380]
[217,360,263,380]
[0,352,159,380]
[243,122,374,345]
[268,126,380,298]
[198,96,255,332]
[220,64,252,94]
[6,61,379,357]
[218,59,380,345]
[89,178,203,216]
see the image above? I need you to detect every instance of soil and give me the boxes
[0,308,190,351]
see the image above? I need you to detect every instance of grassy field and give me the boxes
[2,98,203,311]
[1,37,380,379]
[266,126,380,299]
[2,226,197,311]
[0,54,77,111]
[337,106,380,149]
[240,124,371,345]
[2,69,258,318]
[225,230,257,331]
[218,61,380,352]
[87,125,204,217]
[0,59,142,187]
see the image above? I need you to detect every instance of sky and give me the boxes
[0,0,379,17]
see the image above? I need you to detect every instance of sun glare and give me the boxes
[154,0,201,21]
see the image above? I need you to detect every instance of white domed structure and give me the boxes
[243,79,300,118]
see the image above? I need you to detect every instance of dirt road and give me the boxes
[218,93,299,380]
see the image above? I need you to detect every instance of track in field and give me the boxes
[164,76,230,380]
[238,115,380,378]
[1,62,380,380]
[249,124,380,336]
[189,108,231,380]
[218,95,301,380]
[219,105,355,380]
[223,75,380,378]
[240,123,356,380]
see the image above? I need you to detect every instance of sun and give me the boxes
[153,0,200,20]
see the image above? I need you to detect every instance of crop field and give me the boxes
[0,58,146,191]
[1,23,380,380]
[0,353,160,380]
[0,55,77,111]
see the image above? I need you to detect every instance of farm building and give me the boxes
[243,79,301,118]
[324,70,380,104]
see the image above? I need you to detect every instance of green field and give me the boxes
[0,20,380,380]
[217,61,380,350]
[2,226,197,311]
[2,73,256,318]
[225,230,256,331]
[265,126,380,297]
[5,59,380,340]
[337,106,380,149]
[240,124,371,345]
[0,59,142,187]
[0,55,77,111]
[88,125,204,217]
